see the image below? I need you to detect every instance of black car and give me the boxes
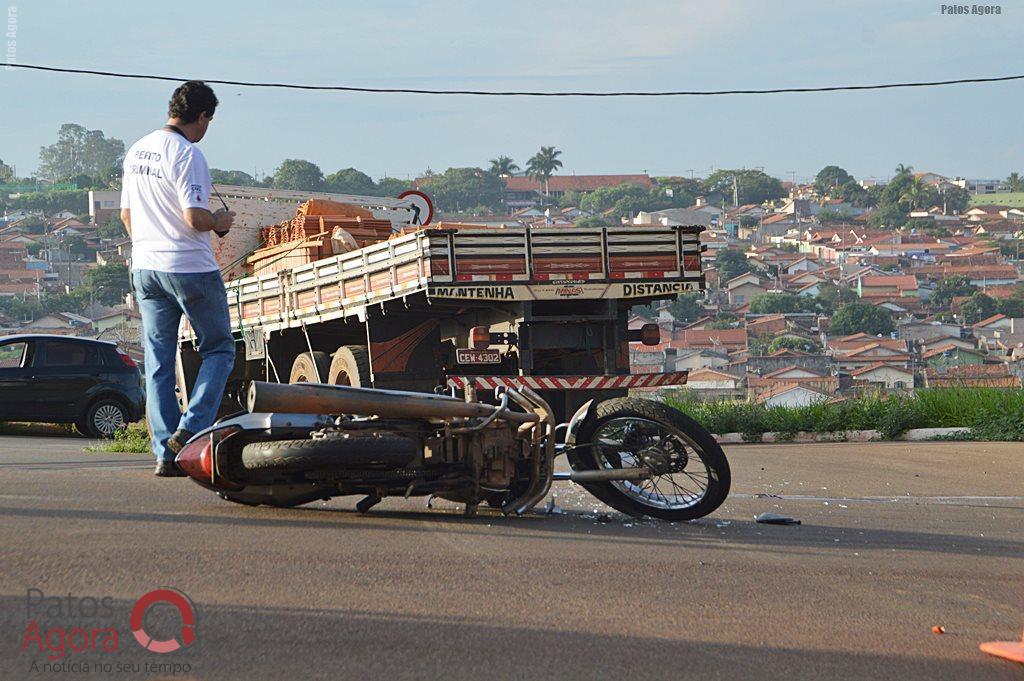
[0,334,145,437]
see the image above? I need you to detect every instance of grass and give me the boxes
[84,422,151,454]
[0,422,77,437]
[665,388,1024,442]
[970,191,1024,208]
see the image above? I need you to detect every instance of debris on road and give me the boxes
[755,512,801,525]
[544,497,565,515]
[932,625,945,635]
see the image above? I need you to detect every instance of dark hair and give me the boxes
[168,81,218,123]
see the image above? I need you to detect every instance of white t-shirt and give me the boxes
[121,129,219,273]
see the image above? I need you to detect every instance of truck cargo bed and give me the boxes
[183,225,704,338]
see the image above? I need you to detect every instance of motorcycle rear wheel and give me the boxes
[567,398,731,521]
[240,435,417,473]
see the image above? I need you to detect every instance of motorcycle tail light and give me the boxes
[176,435,213,480]
[176,427,241,481]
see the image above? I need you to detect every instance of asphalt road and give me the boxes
[0,435,1021,681]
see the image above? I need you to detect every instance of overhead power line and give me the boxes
[2,62,1023,97]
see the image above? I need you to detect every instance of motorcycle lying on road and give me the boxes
[176,381,731,521]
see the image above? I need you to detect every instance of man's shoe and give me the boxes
[154,460,187,477]
[166,429,195,454]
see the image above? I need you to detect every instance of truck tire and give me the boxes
[328,345,371,387]
[567,398,730,521]
[289,351,330,384]
[240,435,417,472]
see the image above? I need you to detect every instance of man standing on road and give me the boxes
[120,81,236,476]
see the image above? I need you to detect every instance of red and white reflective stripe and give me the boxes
[446,371,689,391]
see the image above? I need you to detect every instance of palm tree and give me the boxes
[526,146,563,197]
[899,176,929,211]
[894,163,914,177]
[488,156,519,177]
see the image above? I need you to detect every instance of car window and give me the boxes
[0,341,31,368]
[41,341,99,367]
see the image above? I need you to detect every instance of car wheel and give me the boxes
[81,399,128,438]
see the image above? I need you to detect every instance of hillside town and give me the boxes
[6,4,1024,674]
[2,146,1023,399]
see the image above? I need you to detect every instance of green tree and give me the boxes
[63,234,87,254]
[867,203,909,229]
[37,124,125,181]
[272,159,326,191]
[940,185,970,214]
[738,214,759,229]
[525,146,563,197]
[578,183,652,216]
[85,263,131,307]
[576,216,613,227]
[0,158,13,182]
[668,292,704,322]
[488,156,519,177]
[325,168,376,195]
[652,177,698,208]
[375,177,413,196]
[897,176,936,211]
[817,207,852,223]
[558,190,583,209]
[1006,172,1023,192]
[99,163,123,189]
[830,302,895,336]
[997,294,1024,318]
[98,214,127,240]
[867,165,919,227]
[64,173,104,189]
[702,169,785,205]
[5,190,89,214]
[715,249,753,283]
[418,167,505,212]
[210,169,259,186]
[834,181,874,208]
[959,292,998,324]
[749,293,810,315]
[931,275,975,308]
[751,335,819,355]
[814,165,854,194]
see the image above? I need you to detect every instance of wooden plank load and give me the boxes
[248,199,397,276]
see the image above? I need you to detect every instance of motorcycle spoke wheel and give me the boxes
[591,417,711,511]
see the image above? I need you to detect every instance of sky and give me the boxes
[1,0,1021,185]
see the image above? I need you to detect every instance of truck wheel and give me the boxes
[289,351,330,384]
[567,398,731,521]
[328,345,371,387]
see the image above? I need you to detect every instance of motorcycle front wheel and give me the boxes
[567,398,731,521]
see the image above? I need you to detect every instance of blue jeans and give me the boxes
[132,269,235,462]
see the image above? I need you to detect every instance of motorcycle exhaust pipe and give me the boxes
[247,381,538,423]
[553,468,652,483]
